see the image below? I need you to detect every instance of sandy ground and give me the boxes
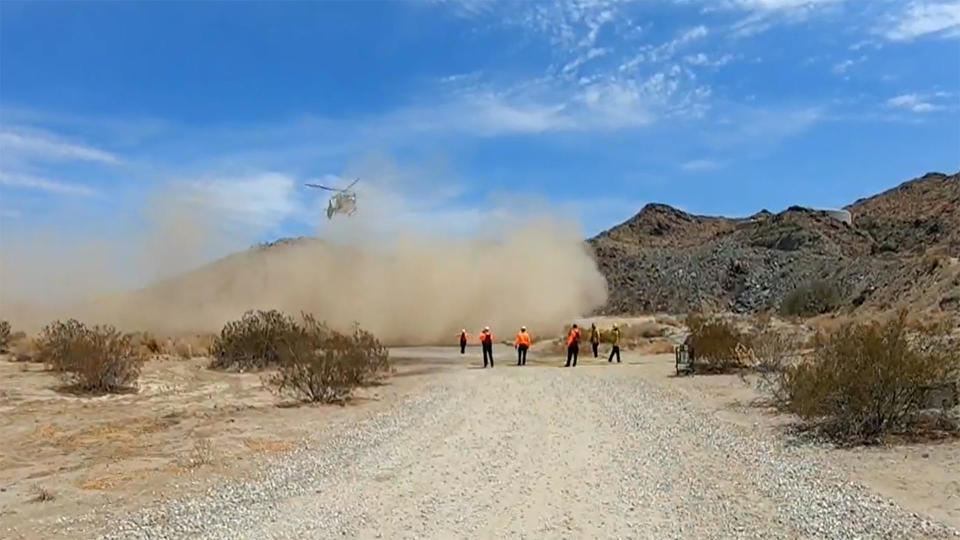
[644,356,960,531]
[0,354,425,538]
[1,344,957,538]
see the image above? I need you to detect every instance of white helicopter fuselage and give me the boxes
[327,192,357,219]
[308,178,359,219]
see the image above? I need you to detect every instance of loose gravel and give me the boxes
[90,361,959,539]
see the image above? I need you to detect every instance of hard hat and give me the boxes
[521,326,526,330]
[484,326,490,331]
[613,323,619,328]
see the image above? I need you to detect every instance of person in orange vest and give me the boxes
[514,326,532,366]
[564,323,581,367]
[479,326,494,368]
[458,329,469,354]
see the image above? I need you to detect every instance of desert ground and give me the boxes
[2,337,957,540]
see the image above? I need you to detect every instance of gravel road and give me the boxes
[100,349,959,539]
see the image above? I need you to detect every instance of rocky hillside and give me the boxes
[590,172,960,315]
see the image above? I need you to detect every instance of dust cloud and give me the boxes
[0,173,609,345]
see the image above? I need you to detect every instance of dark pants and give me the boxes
[565,344,579,367]
[482,343,494,367]
[608,345,621,363]
[591,341,599,357]
[517,345,528,365]
[460,340,466,354]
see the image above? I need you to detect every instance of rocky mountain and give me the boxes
[589,172,960,315]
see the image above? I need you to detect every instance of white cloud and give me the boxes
[499,0,639,50]
[560,47,611,76]
[684,53,735,66]
[578,81,655,128]
[416,93,574,135]
[831,55,866,75]
[619,25,710,71]
[0,171,98,197]
[849,39,881,51]
[0,130,120,164]
[711,106,823,146]
[680,159,723,172]
[726,0,846,9]
[678,25,709,42]
[883,2,960,41]
[395,60,709,136]
[831,59,852,74]
[183,173,301,229]
[725,0,849,37]
[885,93,945,112]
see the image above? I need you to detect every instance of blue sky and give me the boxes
[1,0,959,250]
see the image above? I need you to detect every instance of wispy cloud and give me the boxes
[618,25,710,73]
[849,39,881,51]
[724,0,846,8]
[885,92,948,112]
[711,105,823,147]
[402,63,710,136]
[0,171,99,197]
[724,0,849,37]
[831,55,866,75]
[684,52,735,67]
[883,1,960,41]
[181,172,302,229]
[0,130,120,164]
[680,159,723,172]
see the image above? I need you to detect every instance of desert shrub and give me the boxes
[588,322,665,345]
[180,437,215,469]
[8,334,38,362]
[130,332,166,356]
[638,339,677,355]
[29,485,55,503]
[36,320,145,393]
[684,313,753,373]
[775,310,959,443]
[36,319,89,371]
[655,315,682,328]
[209,310,298,370]
[905,310,957,337]
[265,315,390,403]
[0,319,10,351]
[746,320,805,399]
[628,322,665,339]
[780,280,841,317]
[169,334,215,359]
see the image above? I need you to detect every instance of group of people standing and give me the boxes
[457,322,621,368]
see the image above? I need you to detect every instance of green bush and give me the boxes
[209,310,298,370]
[775,310,959,443]
[780,280,841,317]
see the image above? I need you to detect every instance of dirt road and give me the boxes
[92,346,955,539]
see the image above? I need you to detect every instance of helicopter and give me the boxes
[305,177,359,219]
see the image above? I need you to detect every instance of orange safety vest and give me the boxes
[515,331,531,348]
[479,331,493,345]
[566,328,580,347]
